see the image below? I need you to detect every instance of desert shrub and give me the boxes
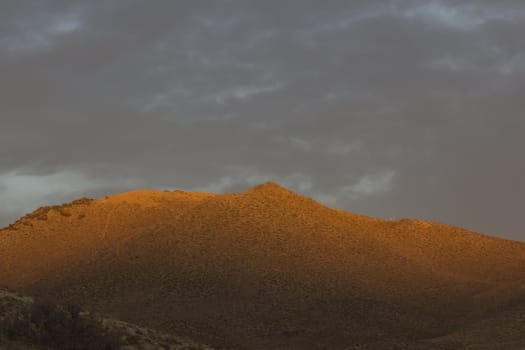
[71,198,93,205]
[30,207,52,220]
[54,207,72,217]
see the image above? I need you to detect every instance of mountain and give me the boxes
[1,182,525,349]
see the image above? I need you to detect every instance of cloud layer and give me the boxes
[1,0,524,240]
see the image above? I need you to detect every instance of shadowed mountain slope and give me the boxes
[1,182,525,349]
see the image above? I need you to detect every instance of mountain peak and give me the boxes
[245,181,295,195]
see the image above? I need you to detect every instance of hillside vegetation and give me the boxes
[0,287,217,350]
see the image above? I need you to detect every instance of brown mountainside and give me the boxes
[1,182,525,349]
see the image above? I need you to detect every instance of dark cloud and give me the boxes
[1,0,524,240]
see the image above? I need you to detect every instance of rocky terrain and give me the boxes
[0,287,218,350]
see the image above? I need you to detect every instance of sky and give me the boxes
[1,0,524,241]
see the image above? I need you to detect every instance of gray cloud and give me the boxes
[1,0,524,240]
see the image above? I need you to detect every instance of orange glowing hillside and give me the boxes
[1,182,525,349]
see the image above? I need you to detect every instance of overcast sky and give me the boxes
[1,0,524,240]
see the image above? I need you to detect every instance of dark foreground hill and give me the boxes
[0,287,217,350]
[1,182,525,349]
